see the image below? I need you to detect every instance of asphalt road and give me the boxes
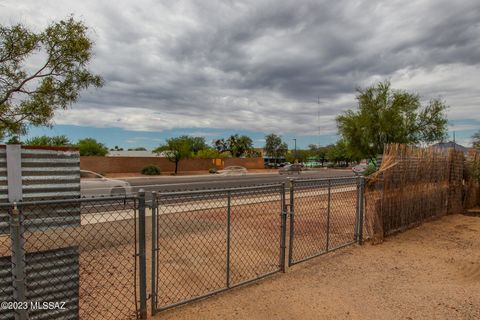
[124,169,355,194]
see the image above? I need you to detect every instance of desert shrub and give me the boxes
[141,165,161,175]
[363,164,377,176]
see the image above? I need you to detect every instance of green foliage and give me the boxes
[189,136,209,154]
[5,136,21,144]
[363,163,378,176]
[214,134,254,157]
[76,138,108,156]
[110,146,124,151]
[307,144,331,166]
[153,135,208,173]
[141,164,161,175]
[245,149,261,158]
[285,149,312,163]
[128,147,147,151]
[195,148,228,159]
[264,133,288,160]
[336,81,448,159]
[0,17,103,140]
[25,135,70,146]
[325,140,356,166]
[473,130,480,151]
[209,167,218,174]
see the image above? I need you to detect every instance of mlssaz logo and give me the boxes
[30,301,67,310]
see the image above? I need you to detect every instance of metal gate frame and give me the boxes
[150,184,287,315]
[288,176,365,266]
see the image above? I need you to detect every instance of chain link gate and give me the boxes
[288,176,364,266]
[150,184,287,315]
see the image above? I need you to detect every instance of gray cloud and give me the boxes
[1,0,480,136]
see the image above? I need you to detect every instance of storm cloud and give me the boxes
[2,0,480,138]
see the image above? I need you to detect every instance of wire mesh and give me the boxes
[0,203,13,316]
[229,186,283,285]
[289,177,359,265]
[153,185,284,312]
[0,197,139,320]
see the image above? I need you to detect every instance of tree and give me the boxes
[264,133,288,165]
[153,136,208,174]
[214,134,254,157]
[189,136,209,154]
[325,140,356,166]
[76,138,108,156]
[473,130,480,150]
[0,17,103,140]
[128,147,147,151]
[308,144,329,166]
[336,81,448,160]
[195,148,229,159]
[285,149,311,163]
[25,135,70,146]
[5,136,21,144]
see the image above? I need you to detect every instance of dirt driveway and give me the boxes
[157,214,480,320]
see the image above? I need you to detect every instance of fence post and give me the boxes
[10,203,27,320]
[226,190,231,288]
[354,175,360,241]
[358,177,365,245]
[287,179,295,266]
[6,144,27,320]
[326,179,331,252]
[151,191,157,316]
[138,189,147,319]
[279,183,287,273]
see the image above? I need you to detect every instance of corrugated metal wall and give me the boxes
[21,148,80,201]
[0,147,80,234]
[0,146,81,320]
[0,247,79,320]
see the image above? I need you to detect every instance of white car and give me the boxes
[80,170,133,197]
[217,166,248,176]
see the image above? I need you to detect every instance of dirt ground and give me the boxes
[157,214,480,320]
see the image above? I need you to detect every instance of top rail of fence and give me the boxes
[10,195,137,206]
[293,175,358,184]
[155,183,284,197]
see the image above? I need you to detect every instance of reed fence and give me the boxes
[365,144,465,242]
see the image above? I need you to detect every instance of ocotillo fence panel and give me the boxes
[365,144,465,242]
[464,149,480,209]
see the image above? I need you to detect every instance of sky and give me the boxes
[1,0,479,150]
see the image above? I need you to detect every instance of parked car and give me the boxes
[80,170,133,197]
[278,163,303,175]
[352,164,367,175]
[217,166,248,176]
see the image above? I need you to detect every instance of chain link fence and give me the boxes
[0,196,139,320]
[288,176,362,266]
[1,177,365,319]
[151,184,287,313]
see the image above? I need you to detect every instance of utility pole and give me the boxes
[293,138,297,162]
[317,96,321,147]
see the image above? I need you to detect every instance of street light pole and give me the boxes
[293,138,297,162]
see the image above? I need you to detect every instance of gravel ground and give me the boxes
[157,214,480,320]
